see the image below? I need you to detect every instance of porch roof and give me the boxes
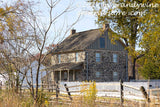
[49,62,84,71]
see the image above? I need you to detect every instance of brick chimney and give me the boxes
[70,29,76,35]
[103,24,109,31]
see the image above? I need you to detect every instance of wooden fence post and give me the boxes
[64,84,72,100]
[120,79,124,107]
[56,81,59,102]
[140,86,150,103]
[41,81,43,91]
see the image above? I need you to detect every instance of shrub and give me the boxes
[81,81,97,106]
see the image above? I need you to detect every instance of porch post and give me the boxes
[51,71,54,81]
[73,70,75,81]
[67,70,69,82]
[60,70,61,82]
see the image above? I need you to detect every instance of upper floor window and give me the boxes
[75,52,79,62]
[100,37,105,48]
[96,53,101,62]
[58,54,61,63]
[113,54,118,63]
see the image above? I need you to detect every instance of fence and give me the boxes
[42,80,154,106]
[39,80,160,101]
[1,80,160,106]
[60,81,149,99]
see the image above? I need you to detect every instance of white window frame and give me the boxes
[75,52,79,62]
[96,53,101,62]
[113,53,118,63]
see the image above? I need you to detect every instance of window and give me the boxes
[113,72,119,81]
[75,71,79,81]
[100,37,105,48]
[75,52,79,62]
[113,54,118,63]
[64,72,67,80]
[96,53,101,62]
[96,72,100,78]
[58,54,61,63]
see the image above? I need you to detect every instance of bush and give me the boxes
[81,81,97,106]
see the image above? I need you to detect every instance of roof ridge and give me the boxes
[77,28,100,34]
[68,28,100,37]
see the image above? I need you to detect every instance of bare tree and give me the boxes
[0,0,35,92]
[0,0,80,104]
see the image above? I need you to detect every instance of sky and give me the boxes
[33,0,99,46]
[2,0,99,52]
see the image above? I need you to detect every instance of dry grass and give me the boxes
[0,89,160,107]
[0,90,34,107]
[0,89,50,107]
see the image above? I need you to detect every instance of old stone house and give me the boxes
[42,24,128,83]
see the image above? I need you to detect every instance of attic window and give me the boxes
[100,37,105,48]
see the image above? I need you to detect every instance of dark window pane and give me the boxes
[100,37,105,48]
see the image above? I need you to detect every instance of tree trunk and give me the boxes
[128,56,136,80]
[15,74,19,93]
[128,18,138,81]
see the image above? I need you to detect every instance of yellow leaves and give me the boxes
[0,6,12,17]
[44,100,49,106]
[0,24,2,32]
[0,8,5,16]
[6,5,13,11]
[80,81,97,106]
[0,8,4,13]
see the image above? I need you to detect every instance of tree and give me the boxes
[0,0,80,104]
[18,0,80,104]
[0,0,27,42]
[0,0,34,92]
[138,16,160,79]
[88,0,160,80]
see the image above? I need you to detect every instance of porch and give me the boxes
[41,62,83,84]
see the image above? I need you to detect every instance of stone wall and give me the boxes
[50,49,127,82]
[83,49,127,82]
[51,51,85,65]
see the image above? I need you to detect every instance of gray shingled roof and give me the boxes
[52,29,101,53]
[50,62,83,71]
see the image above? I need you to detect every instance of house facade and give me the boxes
[42,24,128,83]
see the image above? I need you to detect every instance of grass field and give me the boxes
[0,89,160,107]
